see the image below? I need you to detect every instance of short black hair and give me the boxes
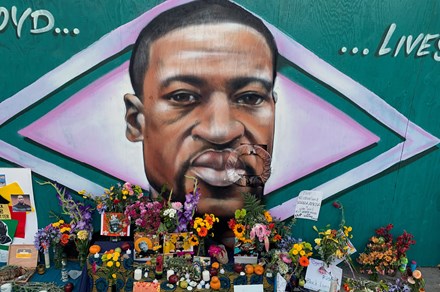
[129,0,278,98]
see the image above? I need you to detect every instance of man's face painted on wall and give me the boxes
[125,23,275,217]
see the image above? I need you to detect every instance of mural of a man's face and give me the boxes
[125,23,275,217]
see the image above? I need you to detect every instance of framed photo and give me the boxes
[10,194,32,212]
[100,212,130,237]
[162,232,193,255]
[133,232,161,261]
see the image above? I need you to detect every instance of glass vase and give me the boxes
[53,244,63,269]
[197,238,205,257]
[78,250,88,268]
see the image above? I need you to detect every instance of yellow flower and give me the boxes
[264,211,273,223]
[112,273,116,279]
[292,249,299,255]
[77,230,89,240]
[78,190,86,195]
[107,261,113,267]
[122,196,127,200]
[300,250,305,256]
[314,238,321,245]
[233,224,246,238]
[335,249,343,258]
[116,262,121,268]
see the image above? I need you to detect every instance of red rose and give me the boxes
[332,201,341,209]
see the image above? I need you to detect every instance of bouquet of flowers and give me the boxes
[313,201,356,277]
[190,213,219,256]
[228,193,293,254]
[99,249,122,289]
[289,241,313,278]
[357,224,415,280]
[261,236,297,276]
[39,181,95,266]
[95,182,144,214]
[158,176,201,234]
[124,199,162,234]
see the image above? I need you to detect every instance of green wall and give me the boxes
[1,0,439,265]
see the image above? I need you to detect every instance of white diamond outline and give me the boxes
[0,0,438,211]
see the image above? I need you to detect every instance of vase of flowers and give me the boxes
[74,229,90,268]
[190,213,219,256]
[228,193,293,263]
[94,182,144,241]
[288,241,313,281]
[39,181,95,266]
[50,219,71,269]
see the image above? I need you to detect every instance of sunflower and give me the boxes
[233,223,246,238]
[299,256,309,267]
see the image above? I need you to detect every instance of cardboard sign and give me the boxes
[304,258,342,292]
[294,190,323,220]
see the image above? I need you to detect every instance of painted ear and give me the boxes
[124,93,145,142]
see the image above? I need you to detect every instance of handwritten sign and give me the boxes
[304,258,342,292]
[294,190,323,220]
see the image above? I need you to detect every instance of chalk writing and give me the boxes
[340,23,440,61]
[0,6,80,38]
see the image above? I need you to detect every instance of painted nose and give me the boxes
[192,94,244,145]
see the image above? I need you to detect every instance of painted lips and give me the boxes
[190,149,245,187]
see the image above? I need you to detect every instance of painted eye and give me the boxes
[168,92,200,105]
[235,93,265,105]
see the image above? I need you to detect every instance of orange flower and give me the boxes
[273,234,282,241]
[60,233,70,245]
[198,226,208,237]
[299,256,309,267]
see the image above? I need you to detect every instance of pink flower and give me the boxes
[171,202,183,211]
[123,182,133,193]
[250,223,271,252]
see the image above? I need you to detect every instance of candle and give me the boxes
[202,270,210,282]
[134,268,142,281]
[44,248,50,269]
[166,270,174,280]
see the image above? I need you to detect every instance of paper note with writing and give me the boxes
[304,258,342,292]
[294,190,323,220]
[276,273,287,292]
